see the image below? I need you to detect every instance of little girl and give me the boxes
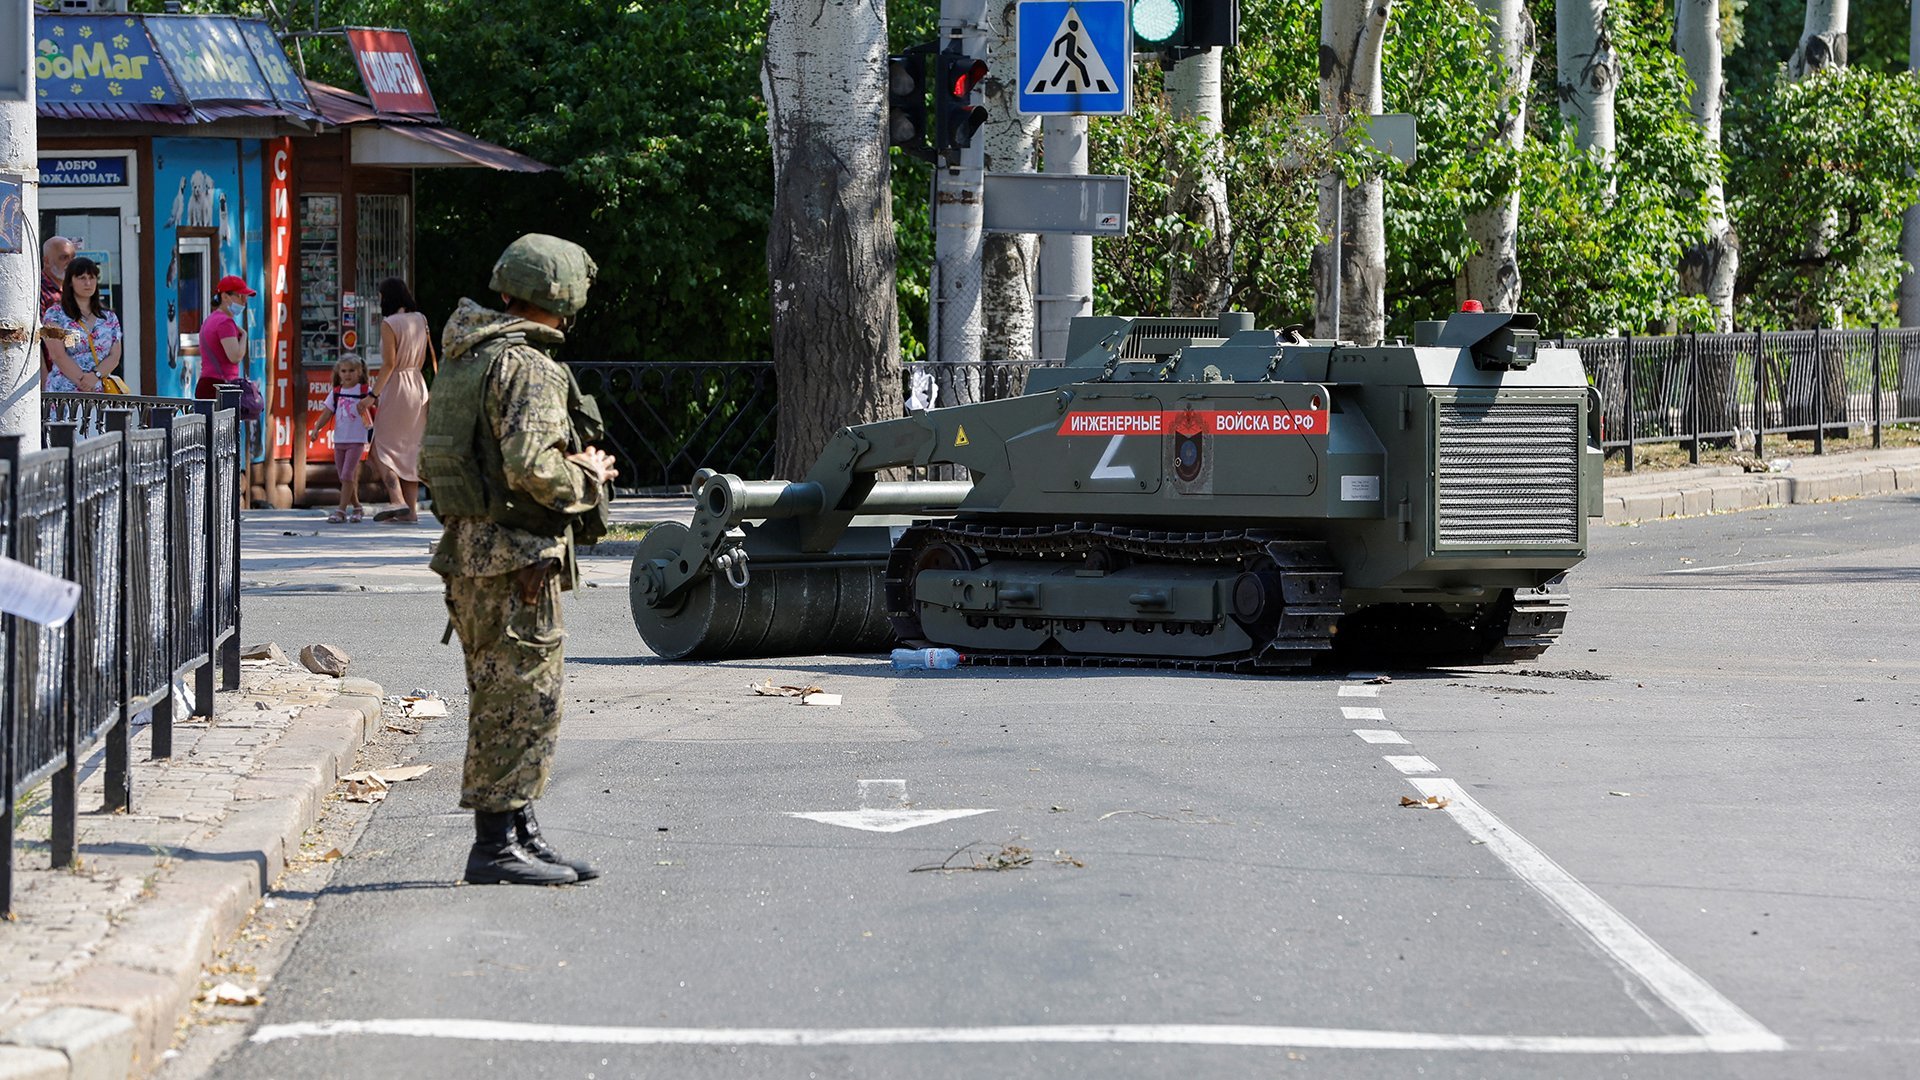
[307,355,378,523]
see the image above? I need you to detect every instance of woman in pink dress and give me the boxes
[369,278,432,523]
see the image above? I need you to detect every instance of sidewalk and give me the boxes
[1601,446,1920,524]
[0,655,386,1079]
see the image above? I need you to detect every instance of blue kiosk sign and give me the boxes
[1016,0,1132,117]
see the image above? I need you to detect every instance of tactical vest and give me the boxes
[419,333,608,542]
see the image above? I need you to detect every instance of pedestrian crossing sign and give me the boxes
[1017,0,1132,116]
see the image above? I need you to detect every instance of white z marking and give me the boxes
[1091,435,1135,480]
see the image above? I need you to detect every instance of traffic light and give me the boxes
[934,50,989,157]
[1132,0,1239,54]
[887,44,935,162]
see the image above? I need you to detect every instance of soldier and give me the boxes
[419,234,617,886]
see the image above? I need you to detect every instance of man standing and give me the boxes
[420,234,616,886]
[39,236,75,383]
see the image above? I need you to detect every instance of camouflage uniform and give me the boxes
[431,298,602,813]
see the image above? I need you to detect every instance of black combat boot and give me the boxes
[514,804,600,881]
[464,810,577,886]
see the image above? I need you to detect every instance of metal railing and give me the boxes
[2,390,244,916]
[570,359,1046,491]
[1564,326,1920,471]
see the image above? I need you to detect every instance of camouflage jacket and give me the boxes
[427,298,601,583]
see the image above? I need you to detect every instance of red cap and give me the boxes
[215,275,256,297]
[1459,299,1484,313]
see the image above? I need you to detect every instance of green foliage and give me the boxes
[1378,0,1509,329]
[1729,67,1920,329]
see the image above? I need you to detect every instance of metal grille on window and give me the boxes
[356,194,410,370]
[1435,401,1581,547]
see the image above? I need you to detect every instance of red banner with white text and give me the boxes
[346,28,438,117]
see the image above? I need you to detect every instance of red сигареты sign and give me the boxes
[346,28,437,117]
[1057,409,1329,436]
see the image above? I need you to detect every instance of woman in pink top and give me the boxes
[196,274,253,399]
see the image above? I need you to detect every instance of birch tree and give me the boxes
[1556,0,1620,161]
[1788,0,1847,78]
[981,0,1040,371]
[1166,48,1234,315]
[763,0,902,476]
[1674,0,1735,332]
[1459,0,1532,311]
[1314,0,1394,344]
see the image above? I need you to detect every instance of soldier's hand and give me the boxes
[568,447,619,485]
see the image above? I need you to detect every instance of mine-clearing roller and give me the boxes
[629,309,1605,671]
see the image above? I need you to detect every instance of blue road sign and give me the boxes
[1016,0,1131,117]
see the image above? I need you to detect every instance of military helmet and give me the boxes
[489,233,598,317]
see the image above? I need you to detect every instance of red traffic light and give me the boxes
[948,58,987,99]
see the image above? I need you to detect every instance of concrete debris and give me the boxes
[240,642,287,664]
[299,644,351,677]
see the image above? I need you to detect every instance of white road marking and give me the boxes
[1341,706,1386,721]
[1353,729,1408,745]
[248,1019,1785,1054]
[1410,778,1785,1050]
[1384,755,1439,775]
[1338,684,1381,698]
[787,778,994,833]
[785,808,995,833]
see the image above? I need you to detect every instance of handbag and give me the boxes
[236,378,264,420]
[100,375,129,395]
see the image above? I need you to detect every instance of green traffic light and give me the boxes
[1133,0,1182,43]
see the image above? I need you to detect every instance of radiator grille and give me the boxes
[1436,400,1581,546]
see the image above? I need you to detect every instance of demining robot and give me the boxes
[628,308,1604,670]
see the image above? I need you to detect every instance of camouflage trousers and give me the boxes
[444,565,565,812]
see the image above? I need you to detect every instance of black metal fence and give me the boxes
[2,391,243,916]
[1566,327,1920,470]
[572,331,1920,487]
[572,360,1044,492]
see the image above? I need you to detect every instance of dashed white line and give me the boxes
[1384,755,1439,775]
[1340,706,1386,722]
[1338,684,1381,698]
[1352,729,1409,745]
[248,1019,1785,1054]
[1410,778,1785,1050]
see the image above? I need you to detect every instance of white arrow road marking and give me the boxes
[785,779,995,834]
[1411,778,1785,1049]
[249,1019,1786,1054]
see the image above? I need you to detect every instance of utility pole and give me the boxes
[1036,117,1092,359]
[932,0,991,366]
[0,0,38,443]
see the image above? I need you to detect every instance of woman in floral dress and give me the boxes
[43,256,123,393]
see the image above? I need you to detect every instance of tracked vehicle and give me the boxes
[628,309,1604,670]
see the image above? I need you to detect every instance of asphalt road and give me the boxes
[213,494,1919,1079]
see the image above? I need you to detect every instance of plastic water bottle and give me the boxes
[891,647,963,671]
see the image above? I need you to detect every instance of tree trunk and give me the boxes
[1788,0,1848,78]
[1903,0,1920,418]
[980,0,1039,381]
[1555,0,1619,161]
[1313,0,1393,344]
[763,0,902,478]
[1783,0,1849,433]
[1460,0,1533,312]
[1166,47,1233,316]
[1674,0,1735,333]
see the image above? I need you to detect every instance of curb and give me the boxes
[1601,454,1920,524]
[0,678,384,1079]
